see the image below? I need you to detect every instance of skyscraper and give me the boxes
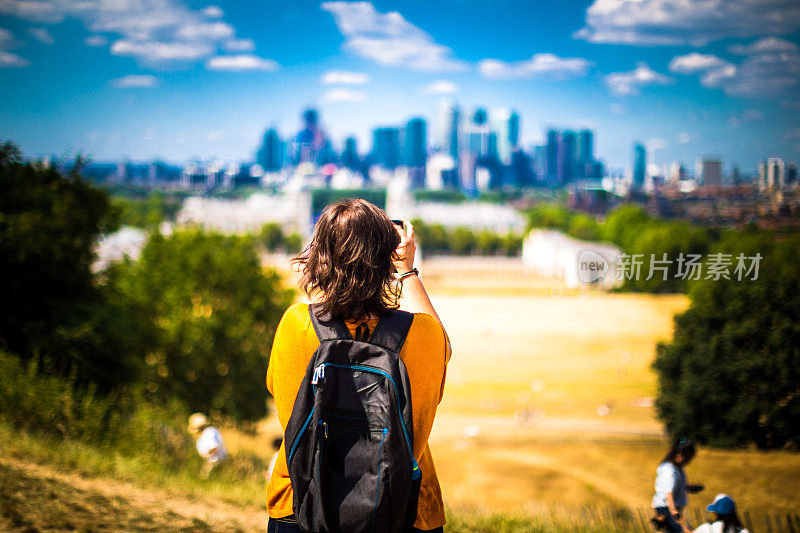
[577,129,594,179]
[633,143,647,190]
[341,137,359,171]
[437,101,460,161]
[371,127,400,170]
[698,158,722,186]
[294,108,328,165]
[557,130,576,185]
[492,108,519,166]
[403,117,427,169]
[545,129,559,185]
[767,157,785,189]
[256,127,283,171]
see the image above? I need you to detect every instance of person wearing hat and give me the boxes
[693,494,749,533]
[188,412,228,475]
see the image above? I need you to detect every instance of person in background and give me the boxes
[693,494,749,533]
[188,412,228,476]
[651,438,704,532]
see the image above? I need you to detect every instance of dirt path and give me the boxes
[0,456,265,532]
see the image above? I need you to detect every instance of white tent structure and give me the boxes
[522,229,622,289]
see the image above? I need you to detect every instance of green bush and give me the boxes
[108,229,294,423]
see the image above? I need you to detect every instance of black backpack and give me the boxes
[284,304,422,533]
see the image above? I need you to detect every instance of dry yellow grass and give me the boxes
[246,261,800,518]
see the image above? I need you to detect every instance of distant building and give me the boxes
[577,129,594,179]
[437,101,460,162]
[341,136,360,171]
[698,158,722,186]
[294,108,330,165]
[669,161,686,183]
[767,157,785,189]
[545,129,559,186]
[633,143,646,191]
[557,130,577,185]
[492,108,519,165]
[371,127,400,170]
[256,127,284,171]
[403,117,427,169]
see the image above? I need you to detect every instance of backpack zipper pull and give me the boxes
[323,421,328,438]
[311,364,325,385]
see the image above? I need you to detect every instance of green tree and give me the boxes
[451,227,476,255]
[525,203,573,232]
[258,222,285,251]
[566,212,600,241]
[600,204,650,249]
[110,229,294,422]
[653,231,800,448]
[0,142,139,390]
[111,191,181,231]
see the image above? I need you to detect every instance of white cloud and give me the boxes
[698,64,738,87]
[729,37,799,55]
[677,132,692,144]
[646,138,668,152]
[668,53,743,92]
[478,53,591,80]
[176,21,233,40]
[205,54,278,71]
[111,39,212,61]
[321,70,370,84]
[576,0,800,46]
[321,1,465,71]
[111,74,158,88]
[669,53,727,74]
[28,27,54,44]
[0,27,15,48]
[84,34,107,47]
[224,38,255,52]
[0,0,255,67]
[202,5,223,18]
[605,62,672,95]
[419,80,458,95]
[0,50,29,67]
[705,52,800,97]
[322,87,367,102]
[0,0,63,23]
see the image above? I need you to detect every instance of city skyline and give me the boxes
[1,0,799,170]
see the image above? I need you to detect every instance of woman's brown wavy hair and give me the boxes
[292,198,401,321]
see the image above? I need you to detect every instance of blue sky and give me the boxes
[1,0,799,172]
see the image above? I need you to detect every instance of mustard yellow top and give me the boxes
[266,302,450,530]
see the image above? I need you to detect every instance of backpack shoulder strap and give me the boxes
[308,303,352,342]
[367,310,414,354]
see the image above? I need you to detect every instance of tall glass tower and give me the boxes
[633,143,647,190]
[403,117,427,169]
[371,127,400,170]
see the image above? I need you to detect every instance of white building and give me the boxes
[522,229,622,289]
[176,191,311,235]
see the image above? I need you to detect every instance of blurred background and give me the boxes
[1,0,799,531]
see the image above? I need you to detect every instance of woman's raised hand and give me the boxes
[393,221,415,273]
